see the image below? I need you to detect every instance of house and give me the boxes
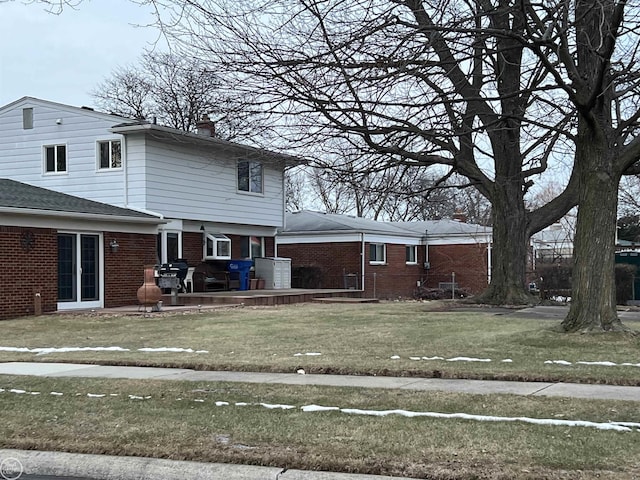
[0,179,163,319]
[0,97,296,314]
[276,211,492,299]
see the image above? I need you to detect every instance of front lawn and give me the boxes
[0,302,639,384]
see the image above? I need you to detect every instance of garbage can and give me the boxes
[227,259,254,291]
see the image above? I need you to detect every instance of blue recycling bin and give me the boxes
[227,259,254,291]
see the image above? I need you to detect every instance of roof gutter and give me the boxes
[0,207,166,225]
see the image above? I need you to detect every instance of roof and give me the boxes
[0,179,162,222]
[109,122,302,166]
[0,96,130,123]
[393,220,492,237]
[281,211,492,238]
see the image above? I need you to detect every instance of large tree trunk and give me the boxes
[475,153,532,305]
[562,137,624,332]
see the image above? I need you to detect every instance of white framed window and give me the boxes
[406,245,417,264]
[157,231,182,264]
[369,243,386,264]
[44,144,67,173]
[97,140,122,170]
[237,160,263,193]
[240,236,265,258]
[204,233,231,260]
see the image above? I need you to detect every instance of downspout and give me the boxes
[360,232,366,292]
[487,236,492,285]
[123,134,129,206]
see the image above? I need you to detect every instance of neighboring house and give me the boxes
[0,179,163,319]
[531,223,574,265]
[276,211,492,299]
[0,97,296,314]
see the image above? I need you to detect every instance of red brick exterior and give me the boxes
[1,226,158,319]
[103,232,158,308]
[0,226,57,320]
[426,244,490,293]
[279,240,489,299]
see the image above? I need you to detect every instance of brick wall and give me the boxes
[426,243,489,293]
[277,242,362,289]
[0,226,57,320]
[364,242,426,299]
[103,232,158,308]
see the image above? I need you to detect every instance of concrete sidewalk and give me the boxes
[1,361,639,401]
[2,362,639,480]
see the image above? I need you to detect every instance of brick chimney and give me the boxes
[453,210,468,223]
[196,114,215,137]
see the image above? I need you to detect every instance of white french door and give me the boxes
[57,232,103,310]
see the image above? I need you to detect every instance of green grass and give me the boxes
[1,375,639,479]
[0,302,639,384]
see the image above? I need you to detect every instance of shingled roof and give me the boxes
[0,179,160,221]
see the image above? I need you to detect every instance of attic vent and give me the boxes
[23,108,33,129]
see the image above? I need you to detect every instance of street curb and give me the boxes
[0,449,412,480]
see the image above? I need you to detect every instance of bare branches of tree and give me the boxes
[92,50,266,141]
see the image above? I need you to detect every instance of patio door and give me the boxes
[57,233,103,310]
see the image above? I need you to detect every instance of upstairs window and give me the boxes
[44,144,66,173]
[98,140,122,169]
[237,160,263,193]
[204,233,231,260]
[369,243,386,264]
[406,245,417,264]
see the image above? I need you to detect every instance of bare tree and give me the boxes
[138,0,585,305]
[92,50,266,141]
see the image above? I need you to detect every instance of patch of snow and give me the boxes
[128,395,146,400]
[501,359,513,363]
[409,356,421,361]
[545,360,573,365]
[259,403,296,410]
[422,356,445,361]
[446,357,491,363]
[294,352,322,356]
[137,347,208,353]
[29,392,40,395]
[215,401,230,406]
[9,389,26,394]
[235,402,249,406]
[301,405,340,412]
[194,399,205,403]
[577,361,618,367]
[390,355,400,360]
[50,392,63,396]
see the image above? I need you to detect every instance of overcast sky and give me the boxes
[0,0,164,108]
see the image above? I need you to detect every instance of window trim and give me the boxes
[405,245,418,265]
[204,233,232,261]
[237,160,264,195]
[96,139,123,171]
[43,143,68,175]
[369,243,386,265]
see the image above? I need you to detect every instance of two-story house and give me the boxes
[0,97,296,317]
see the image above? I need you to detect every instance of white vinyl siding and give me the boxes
[143,138,284,228]
[0,100,127,205]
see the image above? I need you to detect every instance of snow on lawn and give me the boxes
[545,360,640,367]
[0,346,208,355]
[294,352,322,356]
[391,355,639,367]
[2,387,637,432]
